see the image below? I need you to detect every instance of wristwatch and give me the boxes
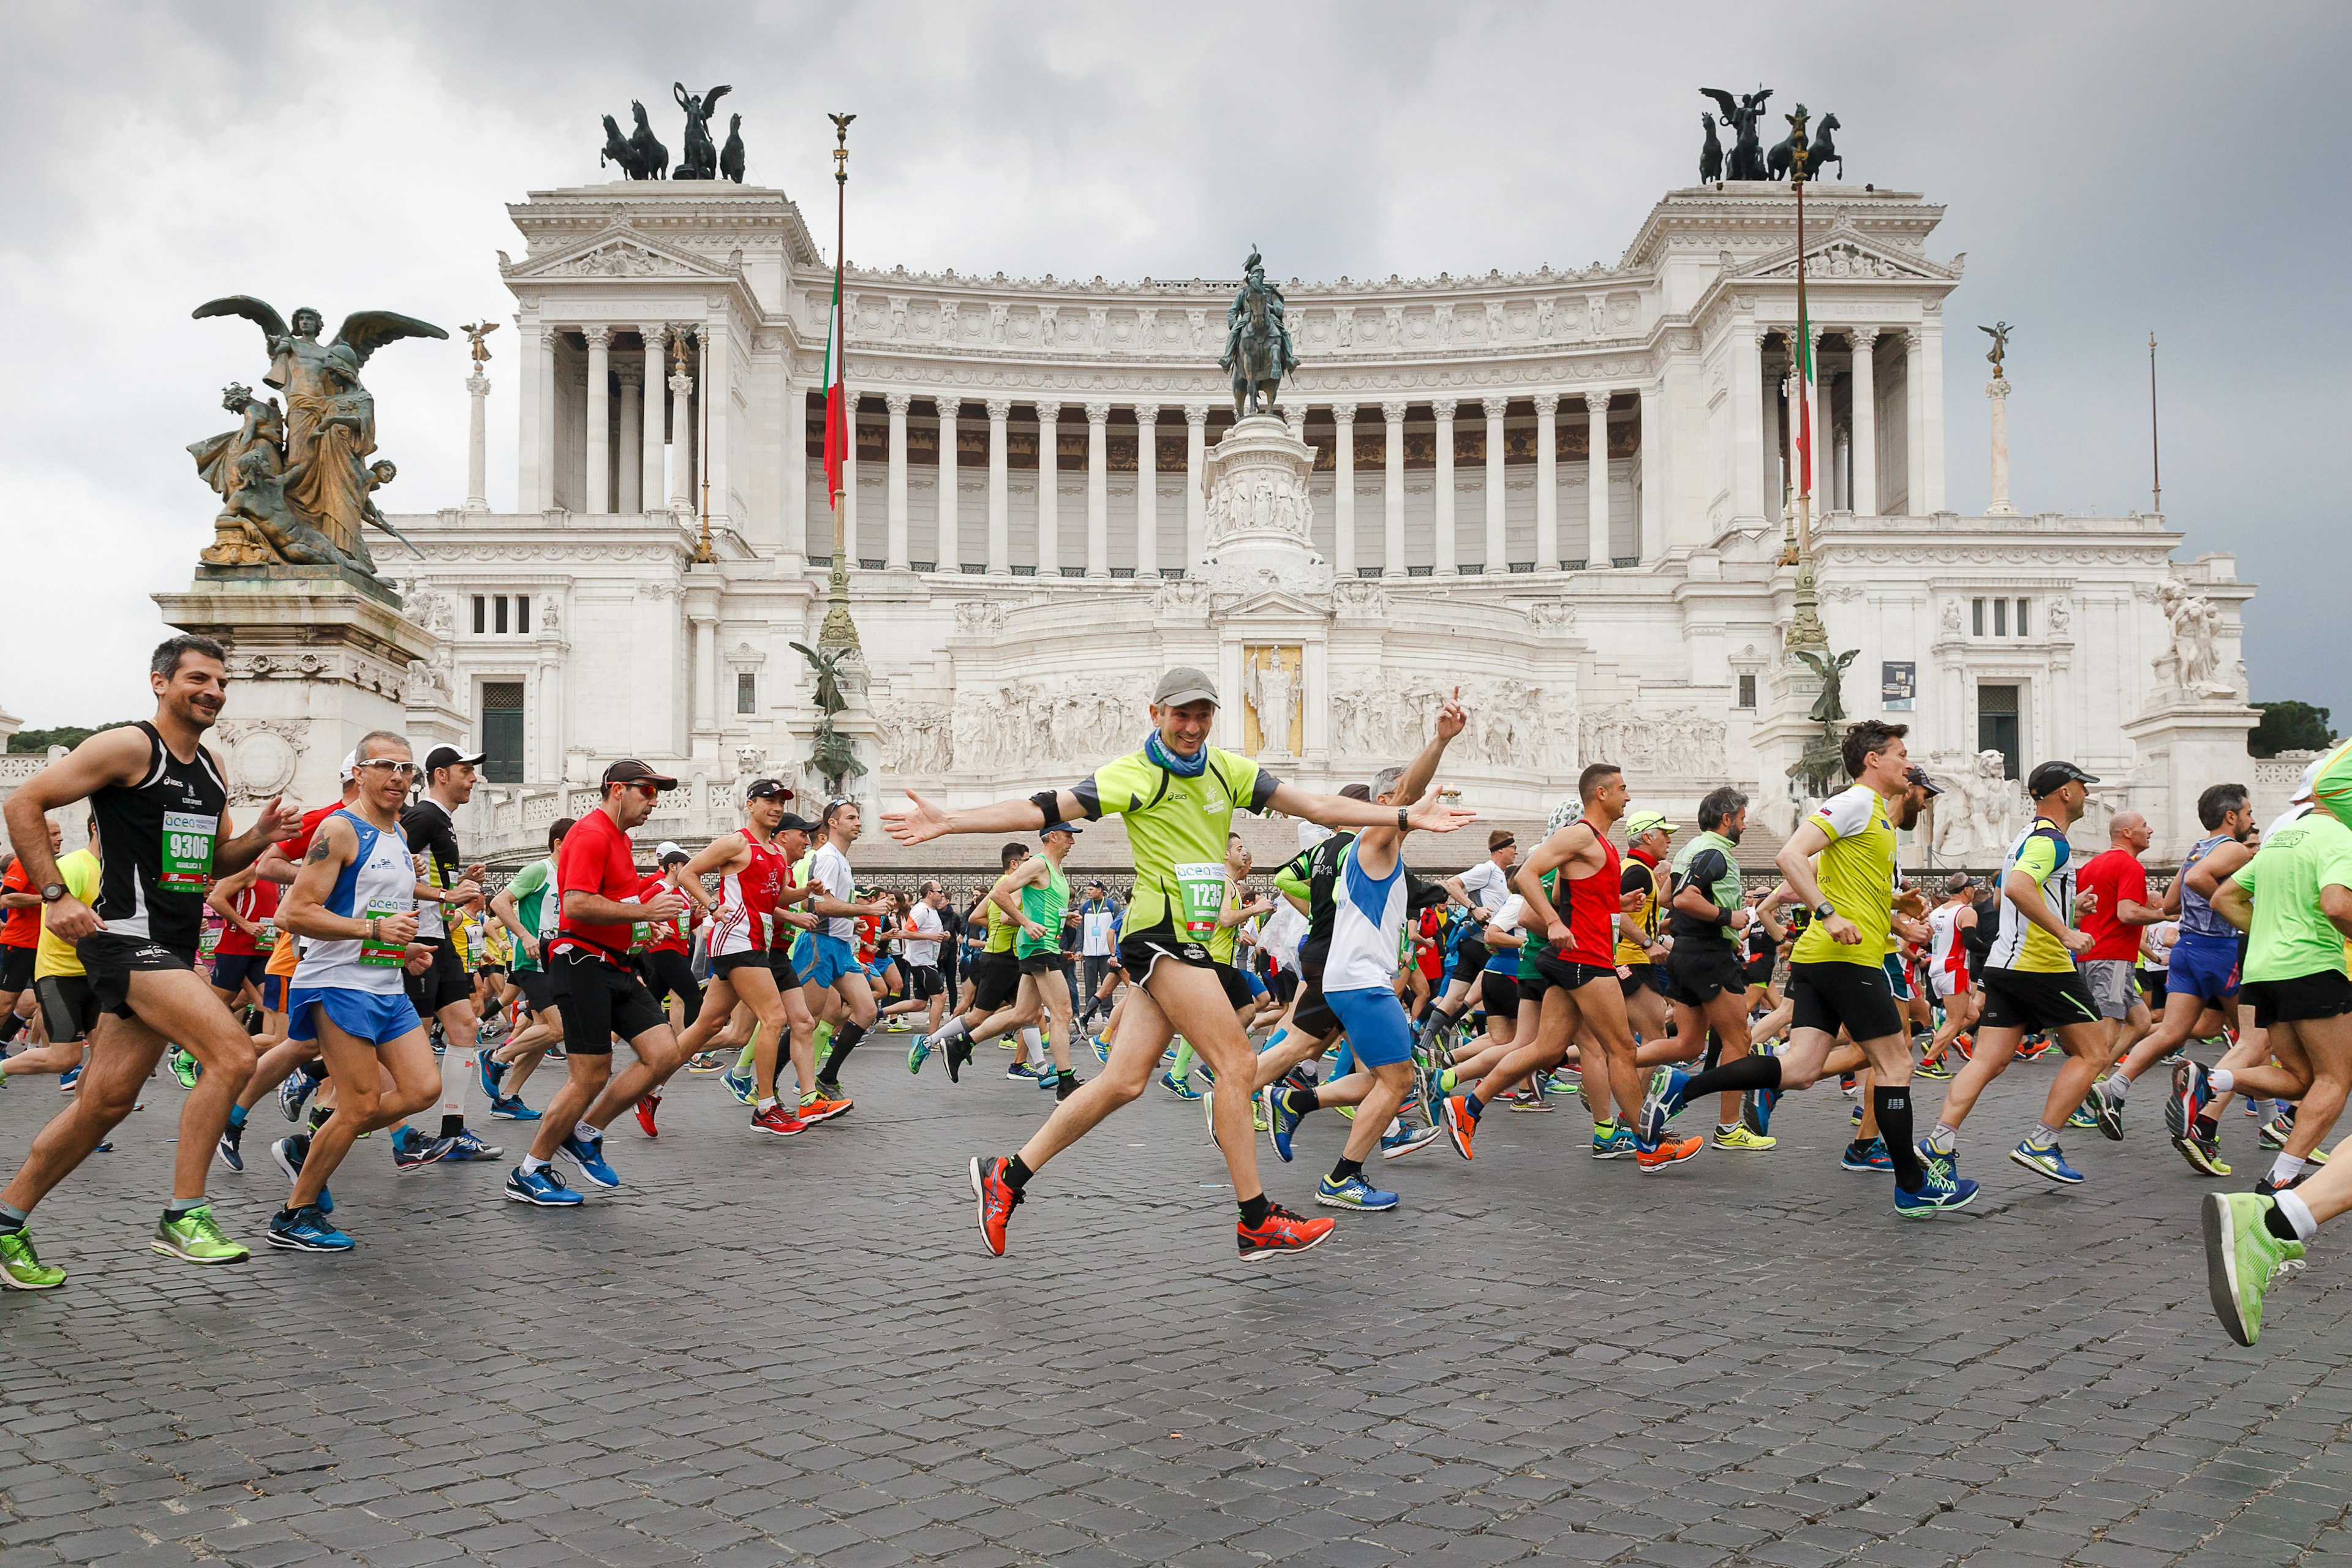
[41,883,67,903]
[1814,902,1836,921]
[1396,807,1409,832]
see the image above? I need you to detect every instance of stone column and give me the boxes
[1085,402,1112,578]
[935,398,960,573]
[1482,396,1508,571]
[1533,393,1558,568]
[1431,398,1458,574]
[1731,319,1764,524]
[1382,400,1408,578]
[1183,404,1209,569]
[1780,365,1798,521]
[884,391,911,567]
[986,398,1011,575]
[1985,375,2016,515]
[1025,402,1057,575]
[1586,390,1611,567]
[640,328,668,514]
[614,366,641,514]
[1904,329,1927,517]
[465,369,491,511]
[516,323,545,511]
[1809,328,1830,510]
[667,341,695,513]
[582,327,611,514]
[1637,383,1662,561]
[688,601,717,734]
[1135,405,1159,578]
[839,390,860,564]
[1849,327,1878,516]
[1331,405,1356,578]
[1920,321,1947,511]
[535,325,559,511]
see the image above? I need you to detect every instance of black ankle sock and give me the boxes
[1330,1156,1365,1183]
[1681,1054,1783,1101]
[2194,1112,2219,1140]
[2264,1204,2302,1242]
[1238,1193,1272,1227]
[1003,1154,1033,1191]
[1874,1085,1923,1193]
[0,1012,24,1044]
[1284,1086,1320,1117]
[826,1022,868,1071]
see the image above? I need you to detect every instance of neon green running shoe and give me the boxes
[0,1228,66,1290]
[170,1049,200,1090]
[2202,1191,2303,1347]
[151,1205,251,1266]
[1712,1123,1776,1152]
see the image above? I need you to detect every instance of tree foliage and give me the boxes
[2249,701,2337,760]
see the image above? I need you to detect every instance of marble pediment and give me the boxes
[502,227,733,282]
[1737,225,1959,285]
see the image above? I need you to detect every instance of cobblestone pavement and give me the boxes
[2,1038,2349,1568]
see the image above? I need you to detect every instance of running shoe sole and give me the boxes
[2173,1135,2230,1177]
[1237,1226,1334,1264]
[265,1228,353,1253]
[149,1236,248,1265]
[2201,1192,2258,1348]
[1894,1188,1978,1219]
[2008,1145,2084,1185]
[503,1177,579,1207]
[1314,1188,1398,1211]
[1637,1143,1702,1173]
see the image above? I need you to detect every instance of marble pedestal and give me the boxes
[2122,693,2260,860]
[1746,660,1833,838]
[153,565,448,810]
[1195,415,1332,601]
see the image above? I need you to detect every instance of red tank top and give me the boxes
[1552,821,1621,967]
[214,878,280,956]
[713,834,784,956]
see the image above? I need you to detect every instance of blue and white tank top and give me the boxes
[2176,833,2236,941]
[1323,840,1408,993]
[293,809,415,993]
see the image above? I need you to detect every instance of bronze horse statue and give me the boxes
[1226,278,1285,418]
[1699,111,1723,184]
[627,100,668,180]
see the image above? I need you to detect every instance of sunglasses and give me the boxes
[355,760,417,778]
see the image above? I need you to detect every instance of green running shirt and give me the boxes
[1015,858,1070,960]
[2229,811,2352,983]
[1072,747,1278,943]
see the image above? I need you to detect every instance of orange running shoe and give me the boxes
[1237,1202,1337,1262]
[799,1092,853,1124]
[750,1104,807,1138]
[1441,1095,1477,1161]
[970,1155,1022,1256]
[1636,1133,1703,1172]
[633,1092,662,1138]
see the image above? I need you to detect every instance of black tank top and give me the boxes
[92,721,228,951]
[1961,890,2000,963]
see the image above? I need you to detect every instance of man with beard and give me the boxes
[1639,725,1977,1218]
[1664,786,1773,1151]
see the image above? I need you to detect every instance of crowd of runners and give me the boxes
[3,637,2350,1348]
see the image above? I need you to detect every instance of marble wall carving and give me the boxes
[872,699,956,775]
[1332,676,1576,772]
[1577,703,1725,777]
[952,679,1146,772]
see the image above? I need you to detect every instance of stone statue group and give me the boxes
[189,298,447,582]
[600,84,745,183]
[1698,88,1842,184]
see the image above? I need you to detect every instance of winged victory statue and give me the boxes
[190,297,447,579]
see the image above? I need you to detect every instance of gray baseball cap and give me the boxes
[1152,666,1219,708]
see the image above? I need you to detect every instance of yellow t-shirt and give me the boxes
[1790,785,1896,968]
[34,850,101,981]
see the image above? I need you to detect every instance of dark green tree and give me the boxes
[9,721,141,755]
[2248,701,2337,760]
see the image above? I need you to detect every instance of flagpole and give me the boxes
[818,111,861,654]
[1785,115,1828,653]
[2148,331,2162,516]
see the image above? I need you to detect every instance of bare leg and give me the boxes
[288,1022,439,1208]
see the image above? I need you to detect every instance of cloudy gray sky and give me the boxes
[4,1,2345,729]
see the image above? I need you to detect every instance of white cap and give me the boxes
[337,748,358,783]
[656,840,684,859]
[2291,756,2321,806]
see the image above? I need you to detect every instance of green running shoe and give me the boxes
[0,1228,66,1290]
[151,1204,251,1266]
[2065,1102,2100,1131]
[170,1049,200,1090]
[2202,1191,2304,1347]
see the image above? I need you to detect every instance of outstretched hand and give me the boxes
[883,791,949,846]
[1404,786,1477,835]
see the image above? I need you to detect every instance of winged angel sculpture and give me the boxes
[189,297,446,579]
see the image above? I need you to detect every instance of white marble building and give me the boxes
[376,175,2259,866]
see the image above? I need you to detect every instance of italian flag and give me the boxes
[820,250,848,502]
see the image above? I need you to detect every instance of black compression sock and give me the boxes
[826,1022,868,1071]
[1680,1054,1784,1101]
[1003,1155,1033,1191]
[1238,1193,1272,1227]
[1283,1086,1320,1117]
[0,1012,24,1044]
[1330,1156,1364,1183]
[1874,1085,1923,1193]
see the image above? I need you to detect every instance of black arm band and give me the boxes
[1027,790,1061,826]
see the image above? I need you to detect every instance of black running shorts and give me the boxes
[1617,964,1667,998]
[643,948,703,1027]
[76,933,196,1020]
[549,950,666,1055]
[1017,951,1071,978]
[1787,959,1903,1042]
[513,968,558,1014]
[36,974,98,1042]
[404,937,472,1018]
[1667,940,1747,1006]
[903,963,944,1000]
[1978,967,2101,1035]
[2237,970,2352,1030]
[1531,951,1616,992]
[1479,971,1520,1019]
[970,952,1020,1014]
[1,944,36,992]
[1117,922,1215,987]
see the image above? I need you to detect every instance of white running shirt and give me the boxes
[812,842,858,940]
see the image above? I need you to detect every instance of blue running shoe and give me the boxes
[266,1205,353,1253]
[1741,1042,1780,1136]
[1894,1152,1978,1218]
[504,1165,582,1207]
[444,1127,503,1162]
[2066,1102,2100,1132]
[215,1121,245,1174]
[1381,1121,1444,1159]
[59,1065,83,1093]
[278,1063,320,1123]
[490,1095,540,1121]
[478,1052,507,1101]
[1262,1084,1300,1163]
[908,1033,933,1075]
[1092,1033,1112,1065]
[1315,1173,1400,1211]
[1159,1069,1200,1101]
[391,1127,455,1174]
[268,1134,332,1214]
[720,1068,755,1106]
[2010,1139,2084,1185]
[557,1131,620,1189]
[1841,1137,1894,1174]
[1638,1066,1690,1145]
[1006,1061,1042,1082]
[1592,1126,1638,1159]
